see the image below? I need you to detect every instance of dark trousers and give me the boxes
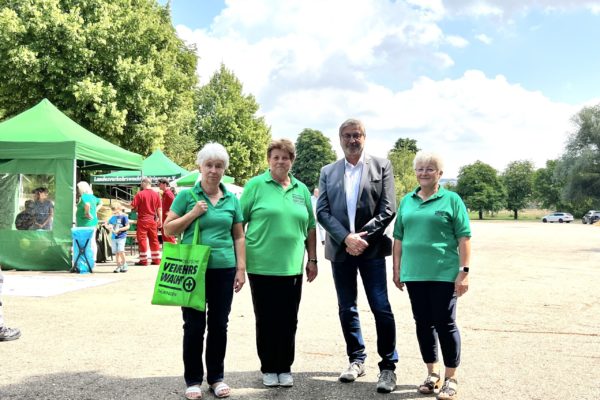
[182,267,236,386]
[332,257,398,371]
[405,281,461,368]
[248,273,302,374]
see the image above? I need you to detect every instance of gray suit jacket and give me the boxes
[316,154,396,262]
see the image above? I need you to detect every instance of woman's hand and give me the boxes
[233,268,246,293]
[191,201,209,217]
[306,261,318,282]
[455,272,469,297]
[392,270,404,291]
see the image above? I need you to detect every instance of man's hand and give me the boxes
[344,232,369,256]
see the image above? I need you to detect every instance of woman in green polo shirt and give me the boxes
[392,152,471,400]
[163,143,246,400]
[240,139,318,389]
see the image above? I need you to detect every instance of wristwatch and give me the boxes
[308,258,318,264]
[459,266,469,273]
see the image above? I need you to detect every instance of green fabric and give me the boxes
[0,158,74,271]
[393,186,471,283]
[91,150,188,185]
[170,183,242,269]
[0,99,143,170]
[151,219,209,312]
[241,170,315,276]
[76,194,101,227]
[0,99,143,271]
[174,170,234,186]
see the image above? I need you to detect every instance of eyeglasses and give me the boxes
[341,133,364,141]
[415,168,437,174]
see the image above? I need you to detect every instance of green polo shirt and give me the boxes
[170,182,243,269]
[241,170,316,276]
[393,186,471,283]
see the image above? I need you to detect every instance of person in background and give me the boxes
[130,178,162,266]
[310,188,326,245]
[76,181,101,260]
[106,202,130,273]
[392,151,471,400]
[316,118,398,393]
[240,139,318,389]
[31,187,54,230]
[158,178,176,244]
[164,143,246,400]
[0,266,21,342]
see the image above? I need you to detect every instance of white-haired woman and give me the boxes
[76,181,101,260]
[164,142,246,400]
[392,152,471,400]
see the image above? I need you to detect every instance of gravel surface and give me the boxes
[1,220,599,399]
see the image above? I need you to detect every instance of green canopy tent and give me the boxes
[0,99,143,271]
[91,149,188,185]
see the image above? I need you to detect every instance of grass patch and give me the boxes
[468,209,552,221]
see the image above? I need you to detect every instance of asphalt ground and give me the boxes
[0,220,599,399]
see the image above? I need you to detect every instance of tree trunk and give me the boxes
[478,209,483,220]
[513,209,518,220]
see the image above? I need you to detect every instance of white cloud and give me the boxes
[174,0,592,178]
[445,34,470,47]
[475,33,493,44]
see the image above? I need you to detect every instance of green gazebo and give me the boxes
[0,99,143,271]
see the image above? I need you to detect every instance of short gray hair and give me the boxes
[413,151,444,172]
[76,181,93,195]
[196,142,230,169]
[339,118,366,137]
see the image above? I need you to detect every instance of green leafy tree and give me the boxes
[502,160,535,219]
[556,104,600,204]
[388,137,419,201]
[533,160,568,210]
[293,129,336,190]
[456,161,506,220]
[0,0,198,156]
[195,64,271,185]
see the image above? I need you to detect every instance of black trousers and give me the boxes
[248,273,303,373]
[405,281,461,368]
[182,268,236,386]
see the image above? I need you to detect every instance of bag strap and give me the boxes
[189,190,202,245]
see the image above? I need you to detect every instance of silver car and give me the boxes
[582,210,600,224]
[541,212,574,223]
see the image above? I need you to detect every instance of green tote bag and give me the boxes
[151,199,210,312]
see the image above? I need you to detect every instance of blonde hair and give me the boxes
[111,202,122,211]
[413,151,444,172]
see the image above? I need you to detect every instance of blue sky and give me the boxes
[161,0,600,177]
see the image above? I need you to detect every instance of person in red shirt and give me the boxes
[158,178,176,244]
[131,178,162,265]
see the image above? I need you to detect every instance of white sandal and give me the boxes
[184,385,202,400]
[210,382,231,398]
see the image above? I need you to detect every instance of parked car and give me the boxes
[541,212,574,223]
[582,210,600,224]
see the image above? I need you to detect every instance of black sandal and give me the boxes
[437,378,458,400]
[418,372,441,394]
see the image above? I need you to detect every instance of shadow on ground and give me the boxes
[0,371,425,399]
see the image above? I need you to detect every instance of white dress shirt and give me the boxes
[344,152,364,233]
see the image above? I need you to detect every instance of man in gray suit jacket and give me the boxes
[316,118,398,393]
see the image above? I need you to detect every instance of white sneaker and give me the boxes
[263,373,279,387]
[278,372,293,387]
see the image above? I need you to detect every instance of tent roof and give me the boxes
[91,150,188,185]
[0,99,143,170]
[174,170,235,186]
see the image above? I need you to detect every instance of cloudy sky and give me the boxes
[164,0,600,177]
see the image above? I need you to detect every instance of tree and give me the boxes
[557,104,600,204]
[0,0,198,156]
[195,64,271,185]
[455,161,506,220]
[502,160,535,219]
[388,137,419,201]
[293,129,337,190]
[533,160,568,210]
